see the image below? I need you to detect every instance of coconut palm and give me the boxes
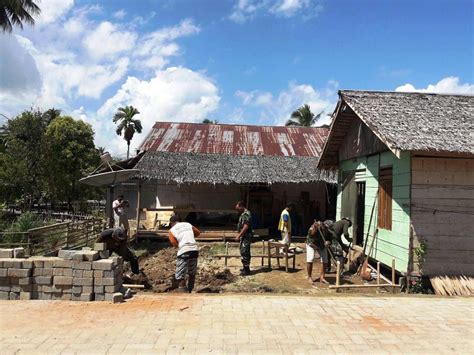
[0,0,41,33]
[285,104,323,127]
[113,106,142,159]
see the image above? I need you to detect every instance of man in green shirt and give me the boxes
[235,201,253,276]
[306,220,333,284]
[330,218,353,254]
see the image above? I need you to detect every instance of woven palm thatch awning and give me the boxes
[134,151,337,185]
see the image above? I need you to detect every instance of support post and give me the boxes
[225,242,229,268]
[392,258,396,294]
[336,261,341,291]
[376,261,380,294]
[107,186,115,228]
[261,240,265,266]
[136,181,142,237]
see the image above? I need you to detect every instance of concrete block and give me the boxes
[9,292,20,300]
[73,278,93,286]
[61,286,72,294]
[83,270,93,278]
[105,284,121,293]
[61,293,71,301]
[94,243,107,251]
[20,284,33,292]
[34,276,53,285]
[0,269,7,277]
[82,286,93,293]
[94,285,104,294]
[105,292,123,304]
[72,286,82,294]
[0,249,14,258]
[92,259,114,271]
[31,258,45,268]
[21,260,33,268]
[11,285,20,292]
[41,293,52,300]
[95,293,105,301]
[73,261,92,270]
[54,259,73,268]
[42,268,53,276]
[0,291,9,299]
[2,259,22,268]
[81,293,94,301]
[20,292,32,300]
[73,253,84,261]
[0,286,11,292]
[53,276,73,286]
[52,292,63,300]
[43,258,61,268]
[93,270,104,278]
[81,247,92,251]
[42,285,52,293]
[13,248,25,258]
[8,268,32,278]
[33,268,43,276]
[103,269,120,278]
[99,251,110,259]
[19,277,32,285]
[58,250,78,260]
[63,268,73,277]
[53,268,64,276]
[73,270,83,278]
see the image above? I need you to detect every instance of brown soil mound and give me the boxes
[138,247,235,293]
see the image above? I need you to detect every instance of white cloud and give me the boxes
[97,67,220,155]
[229,0,322,23]
[83,22,137,60]
[395,76,474,95]
[113,10,127,19]
[135,19,200,70]
[37,0,75,26]
[235,81,338,125]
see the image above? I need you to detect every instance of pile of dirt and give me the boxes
[137,247,235,293]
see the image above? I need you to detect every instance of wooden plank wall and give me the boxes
[411,156,474,276]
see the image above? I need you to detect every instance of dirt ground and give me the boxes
[128,241,395,295]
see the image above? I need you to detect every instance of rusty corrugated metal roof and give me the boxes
[138,122,329,157]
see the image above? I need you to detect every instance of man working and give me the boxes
[112,195,130,237]
[169,214,200,293]
[329,217,353,254]
[96,227,139,274]
[235,201,253,276]
[306,220,333,284]
[278,203,295,246]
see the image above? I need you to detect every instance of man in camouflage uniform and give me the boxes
[235,201,253,276]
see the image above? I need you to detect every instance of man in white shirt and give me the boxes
[169,214,200,292]
[112,195,130,237]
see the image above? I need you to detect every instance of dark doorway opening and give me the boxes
[355,181,366,246]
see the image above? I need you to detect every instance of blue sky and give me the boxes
[0,0,472,156]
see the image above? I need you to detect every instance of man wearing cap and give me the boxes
[169,215,200,292]
[96,227,139,274]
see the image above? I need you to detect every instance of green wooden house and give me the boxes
[318,91,474,277]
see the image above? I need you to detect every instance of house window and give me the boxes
[378,167,392,230]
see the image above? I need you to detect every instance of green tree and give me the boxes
[0,109,48,208]
[202,118,218,124]
[0,0,41,33]
[43,116,100,211]
[113,106,142,159]
[285,104,323,127]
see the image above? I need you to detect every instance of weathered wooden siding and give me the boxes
[337,151,411,273]
[338,117,387,162]
[411,156,474,276]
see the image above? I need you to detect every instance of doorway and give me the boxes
[355,181,366,246]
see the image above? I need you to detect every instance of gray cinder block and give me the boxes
[13,248,25,258]
[21,260,33,269]
[63,268,73,277]
[0,249,14,258]
[58,250,78,260]
[94,243,107,251]
[92,260,114,271]
[42,268,53,277]
[0,269,7,277]
[82,251,99,262]
[95,293,105,301]
[0,291,9,300]
[73,278,93,286]
[99,251,110,259]
[53,276,73,286]
[82,270,93,278]
[20,292,32,300]
[94,285,104,294]
[9,292,20,300]
[73,270,83,278]
[54,260,73,268]
[2,259,22,268]
[105,284,121,293]
[34,276,53,285]
[18,277,32,285]
[105,292,123,304]
[73,262,92,270]
[82,286,93,293]
[8,268,32,278]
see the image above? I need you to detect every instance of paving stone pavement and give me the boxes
[0,294,473,354]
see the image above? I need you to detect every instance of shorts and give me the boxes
[306,244,328,263]
[175,251,199,280]
[280,230,291,245]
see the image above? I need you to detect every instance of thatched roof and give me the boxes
[318,90,474,168]
[135,151,337,185]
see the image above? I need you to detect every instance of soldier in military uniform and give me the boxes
[235,201,253,276]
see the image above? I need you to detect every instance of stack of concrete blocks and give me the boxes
[0,245,124,303]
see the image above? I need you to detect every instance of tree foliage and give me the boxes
[285,104,323,127]
[0,109,101,211]
[202,118,219,124]
[0,0,41,33]
[113,105,142,158]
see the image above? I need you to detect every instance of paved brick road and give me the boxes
[0,294,472,354]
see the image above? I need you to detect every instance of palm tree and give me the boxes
[0,0,41,33]
[113,106,142,159]
[285,104,323,127]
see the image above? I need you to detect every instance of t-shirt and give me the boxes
[169,222,200,256]
[278,209,291,232]
[112,199,125,216]
[306,225,332,249]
